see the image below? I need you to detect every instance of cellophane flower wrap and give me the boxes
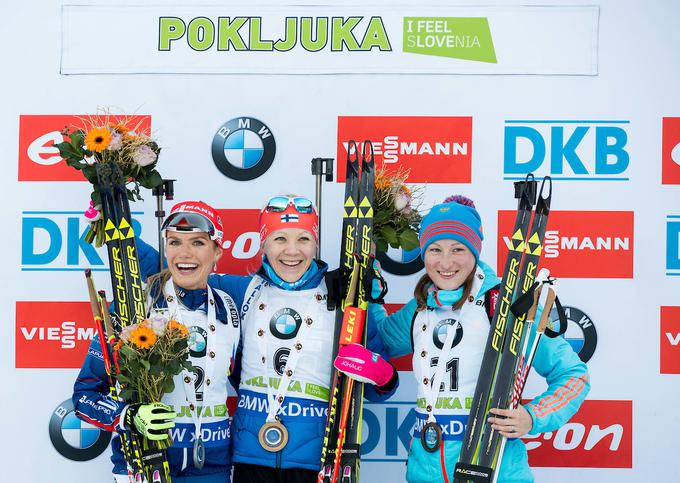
[373,167,423,253]
[53,113,163,246]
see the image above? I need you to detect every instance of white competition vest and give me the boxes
[239,277,334,405]
[155,280,240,451]
[411,266,490,441]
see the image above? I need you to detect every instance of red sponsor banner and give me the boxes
[18,114,151,181]
[524,399,632,468]
[15,301,95,368]
[336,116,472,183]
[660,306,680,374]
[662,117,680,184]
[497,210,634,278]
[215,209,262,276]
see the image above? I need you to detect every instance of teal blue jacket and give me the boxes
[369,261,590,483]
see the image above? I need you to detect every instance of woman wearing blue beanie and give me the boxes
[370,195,590,483]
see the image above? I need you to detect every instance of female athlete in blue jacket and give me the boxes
[370,196,590,483]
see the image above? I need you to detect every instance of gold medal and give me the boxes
[258,420,289,452]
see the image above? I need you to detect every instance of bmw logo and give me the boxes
[188,326,208,357]
[432,319,463,350]
[211,117,276,181]
[269,308,302,340]
[377,246,424,276]
[549,305,597,363]
[49,399,111,461]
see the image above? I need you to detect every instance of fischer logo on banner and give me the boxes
[524,400,632,468]
[21,211,142,272]
[498,211,634,278]
[503,120,630,181]
[215,209,261,275]
[18,115,151,181]
[667,215,680,276]
[660,306,680,374]
[16,302,95,368]
[337,116,472,183]
[662,117,680,184]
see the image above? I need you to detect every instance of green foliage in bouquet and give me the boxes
[373,167,423,253]
[53,114,163,246]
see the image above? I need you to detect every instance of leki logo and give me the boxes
[660,306,680,374]
[215,209,261,275]
[18,115,151,181]
[498,211,634,278]
[336,116,472,183]
[16,302,95,368]
[662,117,680,184]
[524,400,632,468]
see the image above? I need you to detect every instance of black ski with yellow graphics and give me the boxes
[454,176,553,483]
[318,140,375,483]
[96,161,172,483]
[453,176,537,483]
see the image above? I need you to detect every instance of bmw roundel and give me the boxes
[550,305,597,363]
[377,246,424,276]
[269,308,302,340]
[211,117,276,181]
[49,399,111,461]
[432,319,464,350]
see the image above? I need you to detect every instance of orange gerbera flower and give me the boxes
[167,319,189,338]
[111,123,129,134]
[129,325,157,349]
[375,174,392,190]
[84,127,112,153]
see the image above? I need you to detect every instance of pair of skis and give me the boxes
[92,162,172,483]
[318,140,375,483]
[454,174,564,483]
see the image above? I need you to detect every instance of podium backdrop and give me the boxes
[2,0,679,481]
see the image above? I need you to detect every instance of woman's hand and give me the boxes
[487,406,533,438]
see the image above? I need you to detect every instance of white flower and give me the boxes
[394,191,411,212]
[147,311,169,336]
[119,324,138,342]
[108,132,123,151]
[132,145,157,167]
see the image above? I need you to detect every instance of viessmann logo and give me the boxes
[660,306,680,374]
[16,302,96,368]
[215,209,261,275]
[336,116,472,183]
[18,115,151,181]
[497,211,634,278]
[525,400,632,468]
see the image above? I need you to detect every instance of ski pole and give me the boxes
[152,179,175,273]
[311,157,334,259]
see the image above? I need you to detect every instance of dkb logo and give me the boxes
[21,211,142,271]
[667,216,680,277]
[503,120,630,181]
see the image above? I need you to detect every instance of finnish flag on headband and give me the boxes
[281,214,299,223]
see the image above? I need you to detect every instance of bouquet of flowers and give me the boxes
[113,312,193,447]
[53,113,163,246]
[115,312,192,402]
[373,167,423,253]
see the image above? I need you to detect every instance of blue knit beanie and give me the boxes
[419,195,484,260]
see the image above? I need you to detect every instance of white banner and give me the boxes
[61,4,599,75]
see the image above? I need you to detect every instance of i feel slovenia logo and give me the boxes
[211,117,276,181]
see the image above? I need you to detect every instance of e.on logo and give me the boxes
[336,116,472,183]
[662,117,680,184]
[215,209,261,275]
[524,400,632,468]
[660,306,680,374]
[15,301,95,368]
[18,115,151,181]
[497,211,634,278]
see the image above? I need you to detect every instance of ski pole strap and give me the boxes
[543,294,567,338]
[366,259,388,304]
[453,462,492,483]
